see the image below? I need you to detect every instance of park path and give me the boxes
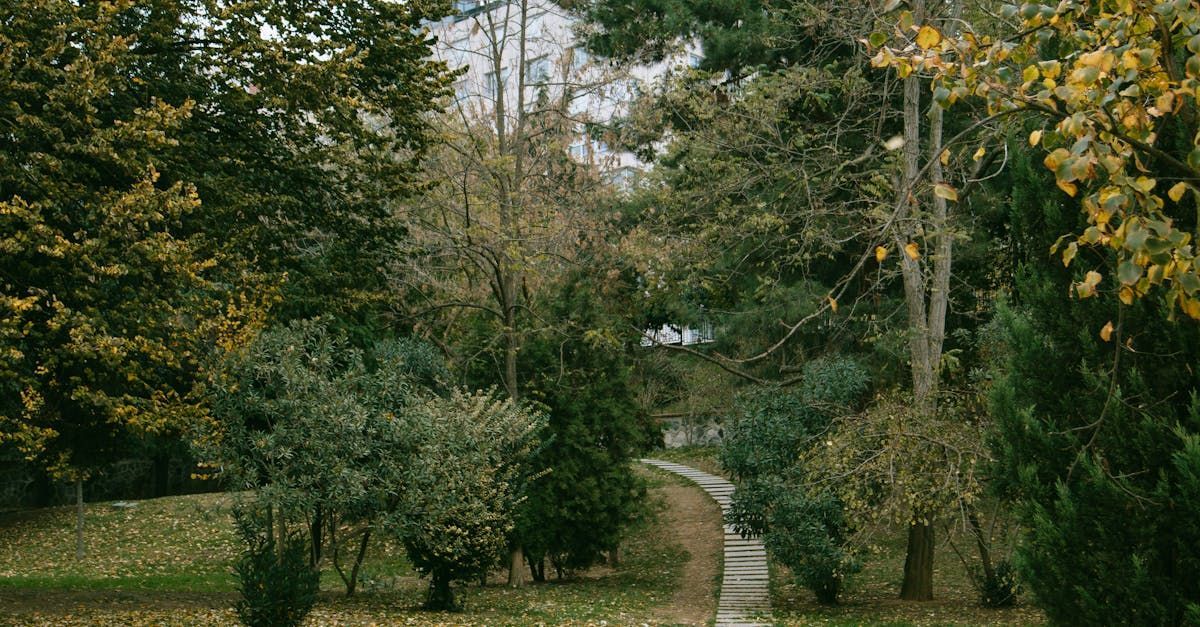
[641,459,772,627]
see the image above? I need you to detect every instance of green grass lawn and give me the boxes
[0,474,691,626]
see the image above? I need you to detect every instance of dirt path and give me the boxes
[642,466,723,626]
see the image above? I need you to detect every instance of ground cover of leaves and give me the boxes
[770,530,1047,626]
[0,475,693,626]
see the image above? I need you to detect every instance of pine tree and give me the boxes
[988,151,1200,625]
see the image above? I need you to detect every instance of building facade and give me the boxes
[428,0,699,185]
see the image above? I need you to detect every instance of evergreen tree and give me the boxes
[988,150,1200,625]
[517,270,653,579]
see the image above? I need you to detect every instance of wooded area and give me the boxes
[3,0,1199,625]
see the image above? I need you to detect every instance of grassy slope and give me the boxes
[0,473,690,626]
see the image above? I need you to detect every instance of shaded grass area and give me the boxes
[0,470,689,625]
[771,529,1045,626]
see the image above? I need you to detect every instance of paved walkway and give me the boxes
[641,459,772,627]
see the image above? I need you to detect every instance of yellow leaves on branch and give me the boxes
[875,246,889,263]
[904,242,921,260]
[915,25,942,50]
[871,1,1200,319]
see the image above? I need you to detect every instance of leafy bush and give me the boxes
[719,387,827,482]
[728,472,858,604]
[720,371,866,604]
[233,511,320,627]
[390,390,545,611]
[799,356,870,409]
[979,559,1020,608]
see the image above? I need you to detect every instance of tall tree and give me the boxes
[584,0,983,598]
[396,0,633,585]
[0,1,217,558]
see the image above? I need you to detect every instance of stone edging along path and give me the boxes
[641,459,772,627]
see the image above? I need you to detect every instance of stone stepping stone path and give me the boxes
[641,459,772,627]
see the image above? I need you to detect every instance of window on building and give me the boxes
[525,56,550,85]
[449,32,471,66]
[454,0,480,13]
[452,80,469,104]
[570,45,590,70]
[484,66,510,94]
[526,10,547,39]
[607,166,637,191]
[568,139,588,161]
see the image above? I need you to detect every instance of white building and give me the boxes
[427,0,700,187]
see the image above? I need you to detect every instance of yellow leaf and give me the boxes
[1156,92,1174,114]
[828,295,838,313]
[1099,320,1114,342]
[940,148,950,166]
[973,146,986,161]
[1119,286,1134,305]
[1184,298,1200,320]
[915,25,942,50]
[933,183,958,201]
[1029,129,1043,146]
[875,246,889,263]
[1169,181,1188,202]
[905,242,921,260]
[1057,179,1077,197]
[1022,64,1039,83]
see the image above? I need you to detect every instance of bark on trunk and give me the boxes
[530,555,545,582]
[426,570,457,611]
[507,544,526,587]
[310,505,323,567]
[74,478,85,561]
[900,522,935,601]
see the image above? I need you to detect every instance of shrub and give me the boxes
[720,387,827,482]
[390,390,545,611]
[728,472,858,604]
[233,510,320,627]
[799,356,870,409]
[979,559,1020,608]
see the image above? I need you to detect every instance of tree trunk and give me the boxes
[426,570,457,611]
[310,505,323,567]
[507,544,526,587]
[347,528,371,597]
[967,507,996,583]
[529,554,545,582]
[900,521,935,600]
[74,478,85,561]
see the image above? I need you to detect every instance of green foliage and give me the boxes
[732,473,857,605]
[200,319,415,521]
[985,153,1200,624]
[720,388,826,483]
[199,319,440,595]
[390,390,545,610]
[799,356,870,410]
[0,0,454,479]
[518,273,654,577]
[721,359,867,604]
[582,0,867,71]
[978,559,1019,609]
[233,510,319,627]
[0,1,216,478]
